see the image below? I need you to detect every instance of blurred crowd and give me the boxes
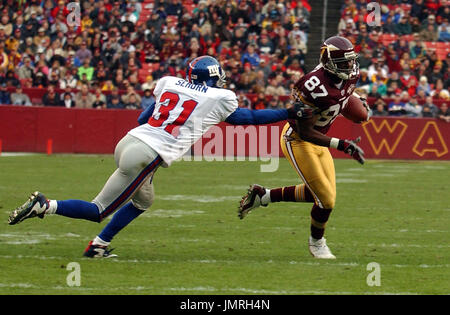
[0,0,311,110]
[0,0,449,122]
[340,0,449,120]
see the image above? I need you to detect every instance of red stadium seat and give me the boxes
[401,34,414,42]
[379,34,398,46]
[152,63,160,71]
[141,63,151,71]
[436,48,448,60]
[400,4,411,13]
[437,42,450,50]
[425,42,438,50]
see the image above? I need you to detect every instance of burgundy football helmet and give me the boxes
[320,36,359,80]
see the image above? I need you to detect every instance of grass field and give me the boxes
[0,154,449,295]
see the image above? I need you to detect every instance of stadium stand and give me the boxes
[0,0,448,117]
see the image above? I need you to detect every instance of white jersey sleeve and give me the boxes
[128,76,238,166]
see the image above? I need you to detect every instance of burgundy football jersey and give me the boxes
[291,65,360,134]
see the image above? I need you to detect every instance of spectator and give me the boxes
[42,85,61,107]
[388,93,407,116]
[17,56,34,80]
[429,65,444,86]
[422,104,436,117]
[252,92,266,110]
[382,15,397,34]
[122,86,141,105]
[60,69,78,89]
[423,96,440,117]
[372,98,389,116]
[416,76,431,96]
[238,63,257,92]
[237,91,251,109]
[437,103,450,122]
[107,94,124,109]
[92,88,107,109]
[62,92,75,108]
[265,74,287,97]
[357,69,372,90]
[74,84,95,109]
[76,41,92,64]
[358,48,374,70]
[141,76,156,91]
[11,85,32,106]
[241,44,260,68]
[288,22,307,54]
[141,89,155,110]
[387,80,402,97]
[267,96,282,109]
[0,85,10,104]
[399,68,418,90]
[404,97,423,117]
[419,23,438,41]
[395,15,412,35]
[78,58,94,82]
[421,14,437,31]
[409,34,427,59]
[438,18,450,42]
[123,93,140,110]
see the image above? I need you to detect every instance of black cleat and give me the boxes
[238,184,268,220]
[8,191,49,225]
[83,241,118,258]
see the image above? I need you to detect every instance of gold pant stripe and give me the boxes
[281,123,337,210]
[283,127,324,208]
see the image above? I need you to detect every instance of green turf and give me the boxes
[0,154,449,295]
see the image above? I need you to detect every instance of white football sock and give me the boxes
[44,200,58,215]
[261,189,271,205]
[93,236,110,246]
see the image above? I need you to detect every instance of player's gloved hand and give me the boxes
[287,101,313,120]
[337,137,365,164]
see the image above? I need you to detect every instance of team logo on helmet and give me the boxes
[186,56,226,88]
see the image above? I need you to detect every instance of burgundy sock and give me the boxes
[310,205,332,239]
[270,185,315,203]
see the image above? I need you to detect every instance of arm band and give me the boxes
[329,137,340,149]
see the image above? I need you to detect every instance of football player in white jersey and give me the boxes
[8,55,309,258]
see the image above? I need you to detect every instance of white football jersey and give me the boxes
[128,76,238,166]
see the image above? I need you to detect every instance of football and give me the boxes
[341,94,369,123]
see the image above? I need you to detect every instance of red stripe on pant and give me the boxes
[99,156,162,220]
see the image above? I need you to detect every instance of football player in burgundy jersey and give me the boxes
[239,36,369,259]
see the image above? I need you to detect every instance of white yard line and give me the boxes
[0,255,448,269]
[0,282,420,295]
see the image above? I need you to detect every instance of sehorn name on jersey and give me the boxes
[175,79,209,93]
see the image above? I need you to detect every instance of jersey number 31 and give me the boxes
[148,91,198,136]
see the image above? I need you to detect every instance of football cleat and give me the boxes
[308,236,336,259]
[83,241,117,258]
[8,191,49,225]
[238,184,268,220]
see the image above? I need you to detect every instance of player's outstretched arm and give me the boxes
[225,105,311,126]
[137,101,156,125]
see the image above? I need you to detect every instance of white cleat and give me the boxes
[308,236,336,259]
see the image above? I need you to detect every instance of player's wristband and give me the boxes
[329,137,340,149]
